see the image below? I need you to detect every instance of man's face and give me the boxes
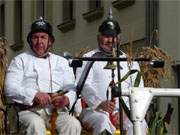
[31,32,52,57]
[98,34,121,53]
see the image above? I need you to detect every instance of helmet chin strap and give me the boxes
[37,51,50,58]
[30,41,52,58]
[99,46,112,55]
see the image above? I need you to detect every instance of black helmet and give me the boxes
[27,17,55,43]
[99,9,121,36]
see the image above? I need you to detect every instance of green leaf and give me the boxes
[148,112,168,135]
[116,69,141,87]
[134,71,141,87]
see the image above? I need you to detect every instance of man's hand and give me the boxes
[112,112,120,128]
[95,100,115,113]
[112,111,128,129]
[51,95,70,109]
[33,92,51,107]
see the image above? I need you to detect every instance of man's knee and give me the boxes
[67,117,81,129]
[19,116,46,135]
[21,115,45,129]
[94,113,109,126]
[56,115,81,130]
[56,116,81,135]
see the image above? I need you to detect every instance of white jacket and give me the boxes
[76,49,144,109]
[5,50,76,110]
[75,49,147,135]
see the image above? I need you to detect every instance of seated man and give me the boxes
[5,17,81,135]
[75,12,147,135]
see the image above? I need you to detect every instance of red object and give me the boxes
[109,80,116,126]
[81,97,86,109]
[109,98,115,126]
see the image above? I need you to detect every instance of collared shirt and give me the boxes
[75,49,144,109]
[5,50,76,109]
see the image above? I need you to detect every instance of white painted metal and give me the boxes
[122,87,180,135]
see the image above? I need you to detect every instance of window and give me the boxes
[11,0,23,51]
[146,0,159,45]
[0,4,4,37]
[89,0,101,10]
[57,0,75,33]
[112,0,135,10]
[82,0,104,22]
[62,0,73,21]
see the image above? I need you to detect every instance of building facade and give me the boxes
[0,0,180,134]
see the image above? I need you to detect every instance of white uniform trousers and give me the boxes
[80,109,116,135]
[80,109,147,135]
[18,109,81,135]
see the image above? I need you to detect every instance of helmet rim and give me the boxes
[27,18,55,43]
[98,19,121,36]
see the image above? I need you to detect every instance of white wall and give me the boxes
[52,0,146,56]
[3,0,146,58]
[159,0,180,63]
[2,0,180,134]
[4,1,14,58]
[159,1,180,134]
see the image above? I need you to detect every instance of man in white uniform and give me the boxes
[5,17,81,135]
[76,13,147,135]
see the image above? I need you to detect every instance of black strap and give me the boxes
[119,97,132,122]
[69,52,107,114]
[69,51,131,118]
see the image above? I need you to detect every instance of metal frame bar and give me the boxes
[122,87,180,135]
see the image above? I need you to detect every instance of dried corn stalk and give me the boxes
[75,47,91,57]
[0,37,8,105]
[0,37,8,134]
[136,45,174,88]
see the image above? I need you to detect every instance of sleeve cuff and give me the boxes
[65,91,76,109]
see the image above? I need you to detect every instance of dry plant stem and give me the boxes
[136,46,174,88]
[0,37,8,108]
[0,37,8,134]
